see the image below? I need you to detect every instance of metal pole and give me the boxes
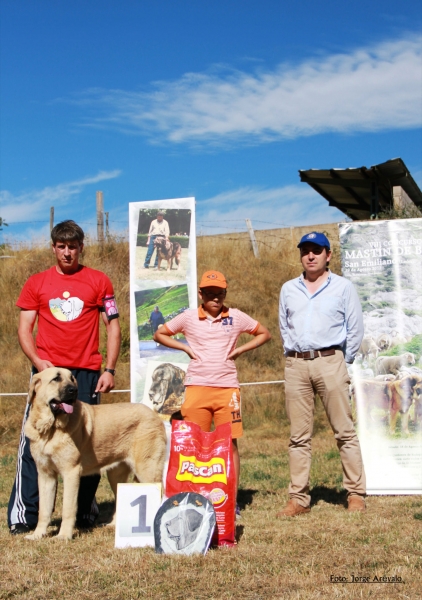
[96,191,104,244]
[105,211,109,239]
[245,218,260,258]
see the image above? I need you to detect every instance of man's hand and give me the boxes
[227,348,242,361]
[154,327,196,359]
[185,347,197,360]
[228,323,271,361]
[146,238,150,246]
[33,358,55,371]
[95,371,115,393]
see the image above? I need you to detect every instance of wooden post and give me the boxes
[245,218,259,258]
[50,207,54,234]
[105,211,109,239]
[96,191,104,244]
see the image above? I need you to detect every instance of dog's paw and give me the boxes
[25,531,45,540]
[55,533,73,541]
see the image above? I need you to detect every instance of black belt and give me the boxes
[287,346,341,360]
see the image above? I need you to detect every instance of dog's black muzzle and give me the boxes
[61,384,78,402]
[49,384,78,415]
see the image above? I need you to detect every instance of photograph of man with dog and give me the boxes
[135,284,189,354]
[129,198,197,411]
[8,220,123,536]
[135,208,191,281]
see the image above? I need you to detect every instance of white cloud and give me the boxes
[196,185,347,234]
[77,36,421,144]
[0,170,122,222]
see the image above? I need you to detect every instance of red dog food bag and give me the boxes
[165,420,236,547]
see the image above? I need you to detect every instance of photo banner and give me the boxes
[129,198,196,418]
[339,219,422,494]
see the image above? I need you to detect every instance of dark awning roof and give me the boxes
[299,158,422,221]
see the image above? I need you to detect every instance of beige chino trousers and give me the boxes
[284,350,366,507]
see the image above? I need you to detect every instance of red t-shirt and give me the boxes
[16,266,117,370]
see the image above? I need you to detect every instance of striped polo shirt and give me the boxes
[164,305,259,388]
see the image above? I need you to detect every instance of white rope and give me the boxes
[0,390,131,397]
[0,381,285,397]
[240,380,285,386]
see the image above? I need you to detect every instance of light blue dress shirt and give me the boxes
[279,271,364,363]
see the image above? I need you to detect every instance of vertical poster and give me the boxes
[339,219,422,494]
[129,198,196,419]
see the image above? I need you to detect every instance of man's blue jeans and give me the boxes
[144,235,159,268]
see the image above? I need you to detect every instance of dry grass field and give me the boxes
[1,233,421,599]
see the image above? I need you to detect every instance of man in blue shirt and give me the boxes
[150,306,165,335]
[278,232,366,516]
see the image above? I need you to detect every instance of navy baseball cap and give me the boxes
[297,232,330,250]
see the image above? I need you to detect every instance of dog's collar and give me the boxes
[198,305,229,320]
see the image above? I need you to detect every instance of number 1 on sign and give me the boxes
[131,494,151,533]
[115,483,161,548]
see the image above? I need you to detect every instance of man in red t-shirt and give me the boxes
[8,220,121,535]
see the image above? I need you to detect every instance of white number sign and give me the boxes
[115,483,162,548]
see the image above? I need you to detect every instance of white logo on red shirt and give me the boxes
[49,291,84,322]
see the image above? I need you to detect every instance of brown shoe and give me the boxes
[347,495,366,512]
[276,498,310,517]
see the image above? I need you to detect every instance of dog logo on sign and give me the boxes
[165,509,203,550]
[154,492,216,555]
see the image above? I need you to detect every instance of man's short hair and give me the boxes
[51,220,85,245]
[157,211,164,216]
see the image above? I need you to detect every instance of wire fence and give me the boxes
[0,380,285,398]
[1,217,341,251]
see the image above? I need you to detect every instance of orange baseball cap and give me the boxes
[199,270,227,289]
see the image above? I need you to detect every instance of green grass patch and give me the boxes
[381,334,422,357]
[0,456,14,467]
[324,449,339,460]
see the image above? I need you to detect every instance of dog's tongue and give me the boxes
[60,403,74,414]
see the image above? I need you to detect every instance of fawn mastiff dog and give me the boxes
[24,368,166,540]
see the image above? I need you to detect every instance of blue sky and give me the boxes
[1,0,421,243]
